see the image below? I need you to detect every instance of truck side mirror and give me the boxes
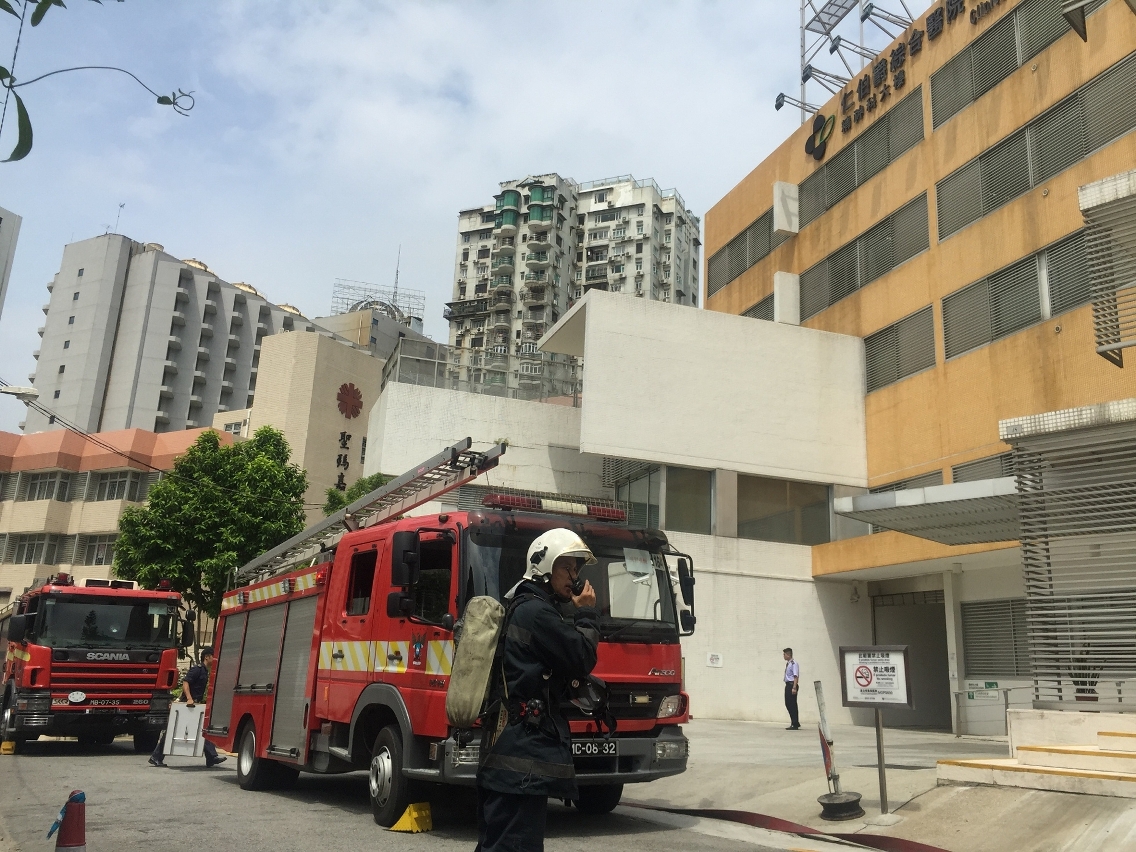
[390,531,421,587]
[677,558,695,608]
[386,591,414,619]
[441,612,455,632]
[184,609,197,622]
[180,619,195,647]
[7,614,26,644]
[680,611,696,634]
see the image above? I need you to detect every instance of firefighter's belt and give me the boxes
[481,753,575,779]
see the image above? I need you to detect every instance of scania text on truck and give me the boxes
[1,573,192,752]
[204,439,696,825]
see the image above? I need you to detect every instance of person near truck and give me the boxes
[475,528,601,852]
[149,648,227,768]
[783,647,800,730]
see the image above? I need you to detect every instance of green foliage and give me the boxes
[323,471,392,516]
[30,0,65,27]
[114,427,308,618]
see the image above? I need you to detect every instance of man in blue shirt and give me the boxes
[149,648,226,767]
[783,648,800,730]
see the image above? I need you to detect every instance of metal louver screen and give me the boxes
[936,160,983,240]
[828,242,859,305]
[962,598,1030,678]
[799,169,827,228]
[971,14,1019,100]
[870,469,945,493]
[1046,231,1091,316]
[1030,95,1087,186]
[864,306,935,393]
[931,47,974,129]
[989,255,1041,339]
[0,473,16,501]
[707,248,728,297]
[1011,420,1136,706]
[747,212,772,262]
[953,452,1014,482]
[1017,0,1068,62]
[859,216,895,286]
[893,194,930,264]
[980,131,1031,214]
[271,596,318,755]
[888,87,925,160]
[1082,52,1136,154]
[799,261,830,322]
[743,293,775,321]
[943,278,993,359]
[857,118,890,185]
[209,613,246,733]
[826,144,857,209]
[726,231,748,282]
[236,603,286,689]
[1085,183,1136,360]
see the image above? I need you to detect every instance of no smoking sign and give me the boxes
[854,665,873,688]
[840,646,911,708]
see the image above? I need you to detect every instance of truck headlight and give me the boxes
[654,740,687,761]
[16,693,51,714]
[656,694,685,719]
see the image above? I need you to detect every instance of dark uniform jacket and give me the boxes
[477,579,600,798]
[180,664,208,703]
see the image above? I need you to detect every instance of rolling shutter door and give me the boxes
[989,255,1041,339]
[936,160,982,240]
[237,603,287,690]
[271,596,319,756]
[1046,231,1091,316]
[1030,95,1087,185]
[943,279,993,359]
[962,598,1029,678]
[209,613,247,734]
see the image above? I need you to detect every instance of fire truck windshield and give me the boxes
[465,527,679,642]
[34,596,178,649]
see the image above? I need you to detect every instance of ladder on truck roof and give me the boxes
[234,438,506,585]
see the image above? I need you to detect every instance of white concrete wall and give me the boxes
[669,531,873,725]
[364,382,605,497]
[546,291,868,487]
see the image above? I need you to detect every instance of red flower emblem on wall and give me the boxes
[337,383,363,419]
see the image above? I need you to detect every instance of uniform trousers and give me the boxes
[475,787,548,852]
[784,682,800,728]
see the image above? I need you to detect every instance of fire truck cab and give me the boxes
[206,502,696,825]
[1,573,189,752]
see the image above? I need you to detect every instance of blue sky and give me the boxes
[0,0,875,432]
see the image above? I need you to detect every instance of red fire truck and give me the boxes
[206,439,696,825]
[1,574,190,753]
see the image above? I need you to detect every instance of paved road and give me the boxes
[0,738,792,852]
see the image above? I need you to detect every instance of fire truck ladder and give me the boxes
[234,437,506,585]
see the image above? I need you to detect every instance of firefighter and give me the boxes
[476,528,600,852]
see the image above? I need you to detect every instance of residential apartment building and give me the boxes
[444,173,700,401]
[23,234,320,435]
[704,0,1136,734]
[0,205,21,321]
[0,427,225,600]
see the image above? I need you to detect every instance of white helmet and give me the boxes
[524,528,596,581]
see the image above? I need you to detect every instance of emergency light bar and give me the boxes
[481,493,627,523]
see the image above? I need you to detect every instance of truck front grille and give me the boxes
[51,662,159,695]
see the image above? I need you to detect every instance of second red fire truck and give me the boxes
[205,439,696,825]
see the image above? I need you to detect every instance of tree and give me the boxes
[114,427,308,618]
[322,471,391,516]
[1,0,193,162]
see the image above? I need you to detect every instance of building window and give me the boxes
[864,306,936,392]
[962,598,1029,678]
[72,292,79,300]
[77,268,84,277]
[84,534,118,566]
[462,233,472,243]
[616,467,660,529]
[665,466,713,535]
[798,86,925,228]
[664,229,672,243]
[53,390,60,399]
[942,231,1090,359]
[636,221,644,235]
[635,260,643,272]
[936,53,1136,241]
[63,340,70,349]
[612,227,626,239]
[477,248,490,259]
[737,474,830,545]
[58,365,65,374]
[21,472,70,502]
[800,194,930,321]
[594,192,606,203]
[95,471,141,501]
[14,534,56,565]
[635,243,643,255]
[68,316,74,324]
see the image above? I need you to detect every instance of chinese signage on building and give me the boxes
[839,645,912,707]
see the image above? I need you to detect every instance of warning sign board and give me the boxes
[839,646,912,708]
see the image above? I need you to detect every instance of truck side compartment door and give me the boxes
[207,613,247,739]
[317,543,383,723]
[269,594,319,763]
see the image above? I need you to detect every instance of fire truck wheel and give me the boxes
[237,723,272,791]
[369,725,413,827]
[269,762,299,789]
[133,731,161,754]
[574,784,624,815]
